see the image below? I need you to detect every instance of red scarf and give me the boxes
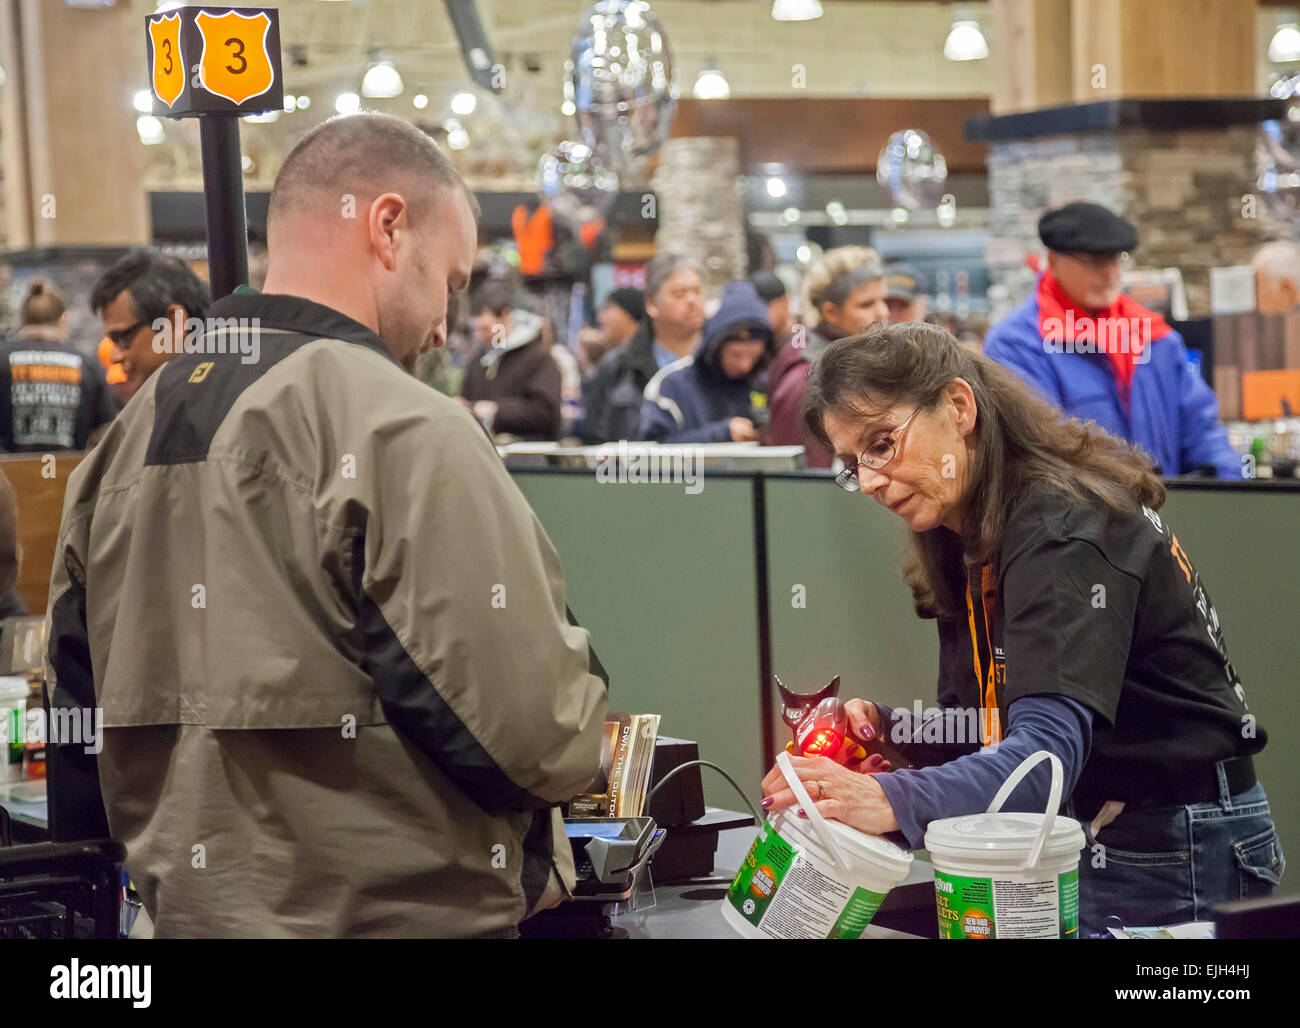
[1036,271,1171,407]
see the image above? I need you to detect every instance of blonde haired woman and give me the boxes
[767,246,889,466]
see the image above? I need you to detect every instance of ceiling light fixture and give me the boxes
[944,18,989,61]
[361,57,403,98]
[136,115,165,145]
[1269,23,1300,63]
[693,63,730,100]
[771,0,823,22]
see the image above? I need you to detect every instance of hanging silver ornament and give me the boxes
[569,0,676,179]
[876,129,948,210]
[1257,75,1300,228]
[537,140,620,224]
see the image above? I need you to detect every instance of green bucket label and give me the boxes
[1058,870,1079,939]
[827,886,887,939]
[935,872,995,938]
[727,820,797,927]
[934,868,1079,939]
[726,820,889,939]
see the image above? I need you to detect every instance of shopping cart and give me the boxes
[0,822,125,939]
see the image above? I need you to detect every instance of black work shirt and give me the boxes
[935,481,1265,804]
[0,337,118,452]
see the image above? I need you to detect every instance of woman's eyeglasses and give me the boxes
[833,403,925,492]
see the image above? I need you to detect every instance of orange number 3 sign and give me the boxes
[196,9,275,105]
[149,13,185,108]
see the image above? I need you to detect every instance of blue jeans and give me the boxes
[1068,780,1285,938]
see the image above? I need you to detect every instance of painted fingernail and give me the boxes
[797,808,807,818]
[858,723,874,740]
[761,796,774,809]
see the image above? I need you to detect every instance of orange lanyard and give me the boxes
[965,565,1002,746]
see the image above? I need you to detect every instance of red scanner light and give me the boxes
[802,729,842,757]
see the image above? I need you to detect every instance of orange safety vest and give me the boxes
[512,203,554,276]
[98,336,126,385]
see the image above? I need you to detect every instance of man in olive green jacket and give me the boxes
[44,114,607,938]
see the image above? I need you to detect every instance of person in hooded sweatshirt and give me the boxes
[638,280,773,444]
[459,280,562,440]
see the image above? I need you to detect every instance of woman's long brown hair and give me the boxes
[802,322,1166,617]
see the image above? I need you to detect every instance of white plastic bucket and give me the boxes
[722,751,913,939]
[924,750,1086,939]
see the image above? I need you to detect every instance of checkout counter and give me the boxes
[1,450,1296,938]
[508,462,1300,877]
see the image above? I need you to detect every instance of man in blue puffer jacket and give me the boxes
[638,280,773,443]
[982,202,1241,479]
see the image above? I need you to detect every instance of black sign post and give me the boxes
[145,7,283,300]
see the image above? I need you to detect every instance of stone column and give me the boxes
[651,136,747,294]
[975,106,1287,320]
[972,0,1280,321]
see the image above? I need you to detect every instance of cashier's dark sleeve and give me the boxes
[874,694,1093,850]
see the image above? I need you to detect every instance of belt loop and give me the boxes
[1214,759,1232,808]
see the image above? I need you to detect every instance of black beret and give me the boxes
[1038,202,1138,254]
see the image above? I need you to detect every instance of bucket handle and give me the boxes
[776,750,852,875]
[985,750,1063,871]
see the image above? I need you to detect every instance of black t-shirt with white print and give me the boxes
[935,480,1264,804]
[0,337,117,452]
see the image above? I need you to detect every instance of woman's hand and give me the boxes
[841,698,891,773]
[760,754,900,836]
[844,699,883,744]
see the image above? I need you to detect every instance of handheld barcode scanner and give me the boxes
[774,674,867,765]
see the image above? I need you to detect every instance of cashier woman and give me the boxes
[761,323,1284,937]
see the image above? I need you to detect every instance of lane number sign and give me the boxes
[145,6,283,116]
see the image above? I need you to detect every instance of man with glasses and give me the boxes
[983,202,1240,479]
[90,250,211,402]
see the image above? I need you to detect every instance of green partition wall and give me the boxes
[512,470,765,808]
[1158,487,1300,870]
[513,468,1300,872]
[763,478,1300,868]
[763,478,938,765]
